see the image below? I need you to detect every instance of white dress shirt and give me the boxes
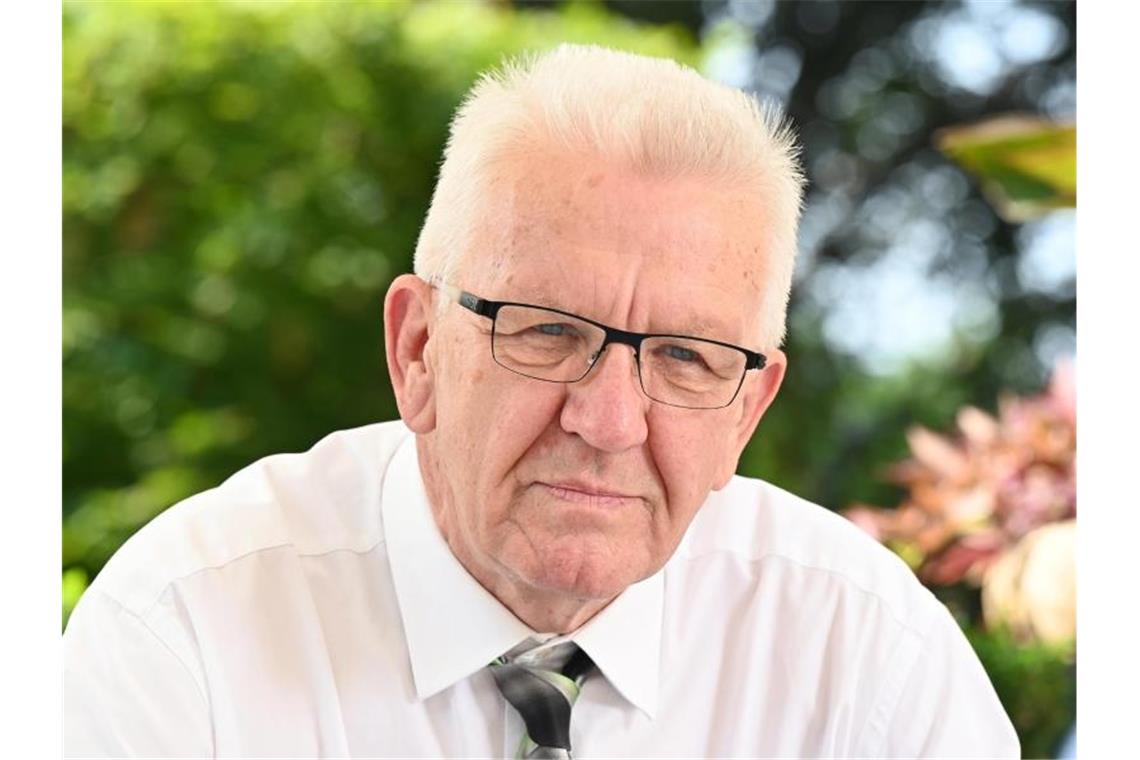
[64,421,1019,758]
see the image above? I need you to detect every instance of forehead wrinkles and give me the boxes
[491,173,722,268]
[466,157,768,339]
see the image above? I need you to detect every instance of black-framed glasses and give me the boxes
[435,282,766,410]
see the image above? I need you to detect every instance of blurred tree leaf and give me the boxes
[936,116,1075,223]
[62,567,90,629]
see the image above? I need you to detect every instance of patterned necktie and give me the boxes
[490,643,595,759]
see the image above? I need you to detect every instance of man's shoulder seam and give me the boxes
[82,587,215,725]
[670,549,935,638]
[130,538,388,620]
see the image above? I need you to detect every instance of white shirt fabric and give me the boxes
[64,420,1019,758]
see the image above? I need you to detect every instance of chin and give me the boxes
[526,544,642,602]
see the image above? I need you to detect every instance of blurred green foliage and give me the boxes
[968,626,1076,759]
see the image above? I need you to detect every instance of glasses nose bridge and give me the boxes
[589,326,643,368]
[580,326,648,398]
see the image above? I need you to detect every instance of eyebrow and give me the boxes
[508,290,736,341]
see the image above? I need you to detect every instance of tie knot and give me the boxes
[490,643,595,759]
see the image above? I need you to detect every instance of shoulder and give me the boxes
[674,474,941,632]
[87,420,414,618]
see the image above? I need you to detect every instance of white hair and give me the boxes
[413,43,805,348]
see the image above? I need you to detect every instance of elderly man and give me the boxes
[64,45,1018,758]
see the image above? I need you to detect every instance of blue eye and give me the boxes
[663,345,699,362]
[534,323,571,336]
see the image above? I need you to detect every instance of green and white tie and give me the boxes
[489,643,595,759]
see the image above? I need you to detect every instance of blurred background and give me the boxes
[62,1,1075,755]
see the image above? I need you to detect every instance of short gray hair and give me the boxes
[413,43,805,348]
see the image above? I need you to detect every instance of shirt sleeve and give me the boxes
[63,588,214,759]
[866,602,1021,759]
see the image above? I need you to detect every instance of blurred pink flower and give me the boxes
[844,359,1076,592]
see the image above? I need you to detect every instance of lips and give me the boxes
[538,480,638,507]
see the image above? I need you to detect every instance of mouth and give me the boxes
[536,480,638,509]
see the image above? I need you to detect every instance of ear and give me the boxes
[384,274,438,433]
[712,347,786,489]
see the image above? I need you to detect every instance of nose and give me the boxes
[559,344,650,453]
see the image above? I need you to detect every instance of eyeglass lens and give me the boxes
[490,304,746,409]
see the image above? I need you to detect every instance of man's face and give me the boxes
[412,151,785,615]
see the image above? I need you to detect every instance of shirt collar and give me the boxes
[381,431,662,718]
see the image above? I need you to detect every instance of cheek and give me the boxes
[482,383,568,467]
[647,413,731,515]
[432,327,501,433]
[439,368,566,508]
